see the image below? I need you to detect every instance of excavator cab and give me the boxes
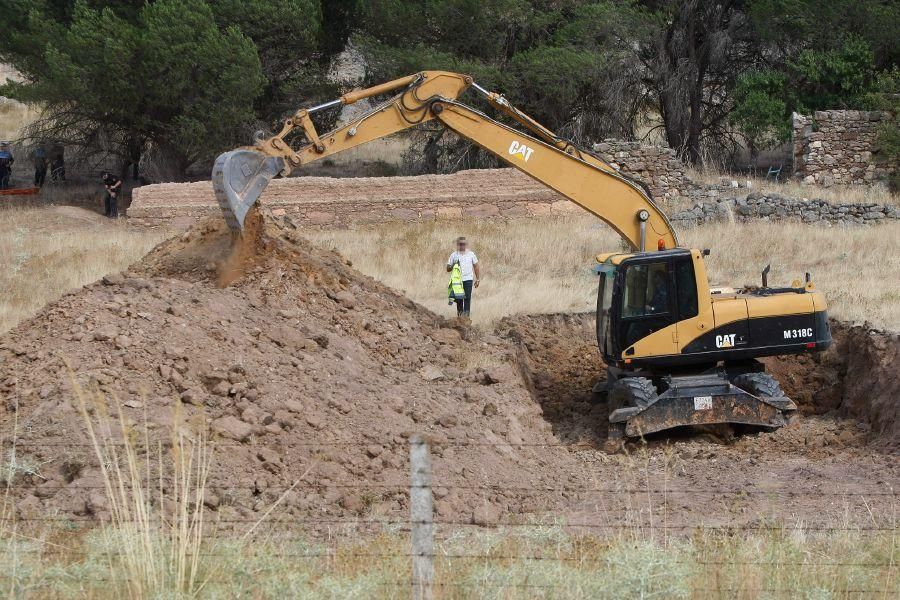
[595,248,831,441]
[596,249,699,366]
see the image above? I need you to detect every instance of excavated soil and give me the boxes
[0,212,897,533]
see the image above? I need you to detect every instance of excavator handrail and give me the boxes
[212,71,679,251]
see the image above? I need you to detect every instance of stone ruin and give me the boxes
[592,139,690,202]
[792,110,894,186]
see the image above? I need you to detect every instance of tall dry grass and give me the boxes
[0,206,170,333]
[306,216,900,330]
[74,385,213,597]
[0,380,303,597]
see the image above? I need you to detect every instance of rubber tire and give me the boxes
[590,369,621,404]
[732,372,783,398]
[608,377,658,412]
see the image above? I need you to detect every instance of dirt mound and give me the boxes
[0,211,573,524]
[765,321,900,446]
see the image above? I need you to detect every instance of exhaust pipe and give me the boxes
[212,149,286,232]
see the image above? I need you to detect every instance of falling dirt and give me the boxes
[214,209,267,287]
[0,212,896,534]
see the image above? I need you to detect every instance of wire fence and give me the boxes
[1,434,898,598]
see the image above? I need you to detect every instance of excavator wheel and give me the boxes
[608,377,658,412]
[732,372,797,425]
[604,377,657,451]
[732,372,782,398]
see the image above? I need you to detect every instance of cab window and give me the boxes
[618,261,672,351]
[622,262,670,318]
[596,269,615,356]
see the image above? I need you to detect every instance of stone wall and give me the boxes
[132,165,899,231]
[672,191,899,227]
[129,168,579,229]
[792,110,893,186]
[592,139,690,201]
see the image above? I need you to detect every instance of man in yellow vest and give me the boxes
[446,236,480,317]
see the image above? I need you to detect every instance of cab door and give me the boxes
[674,253,701,345]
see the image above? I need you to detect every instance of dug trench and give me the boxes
[0,212,896,534]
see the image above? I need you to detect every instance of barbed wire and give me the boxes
[5,479,896,496]
[2,433,897,596]
[1,438,885,451]
[4,515,897,532]
[0,545,895,569]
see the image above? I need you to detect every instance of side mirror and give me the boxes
[761,264,771,288]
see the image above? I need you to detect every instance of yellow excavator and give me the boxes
[212,71,832,439]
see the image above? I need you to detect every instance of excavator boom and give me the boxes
[212,71,677,251]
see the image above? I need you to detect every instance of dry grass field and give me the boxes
[0,206,169,333]
[2,206,897,334]
[307,216,900,331]
[0,97,39,141]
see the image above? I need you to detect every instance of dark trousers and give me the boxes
[455,279,474,316]
[34,166,46,187]
[0,170,9,189]
[104,193,118,218]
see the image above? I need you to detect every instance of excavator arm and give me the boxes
[212,70,678,251]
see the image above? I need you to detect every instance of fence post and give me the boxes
[410,434,434,600]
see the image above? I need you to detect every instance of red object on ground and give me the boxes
[0,187,40,196]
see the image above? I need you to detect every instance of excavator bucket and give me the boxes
[212,149,286,232]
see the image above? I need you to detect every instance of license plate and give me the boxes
[693,396,713,410]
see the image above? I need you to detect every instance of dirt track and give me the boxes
[0,212,897,533]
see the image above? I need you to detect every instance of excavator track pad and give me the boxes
[212,150,285,232]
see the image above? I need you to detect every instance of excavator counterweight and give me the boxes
[210,71,831,442]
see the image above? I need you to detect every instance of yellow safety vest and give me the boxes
[448,263,465,300]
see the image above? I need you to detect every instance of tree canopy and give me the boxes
[0,0,897,177]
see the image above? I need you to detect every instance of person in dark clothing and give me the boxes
[33,147,48,187]
[102,172,123,218]
[648,270,669,313]
[50,146,66,181]
[0,148,14,189]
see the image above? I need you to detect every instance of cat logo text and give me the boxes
[508,140,535,162]
[715,334,737,348]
